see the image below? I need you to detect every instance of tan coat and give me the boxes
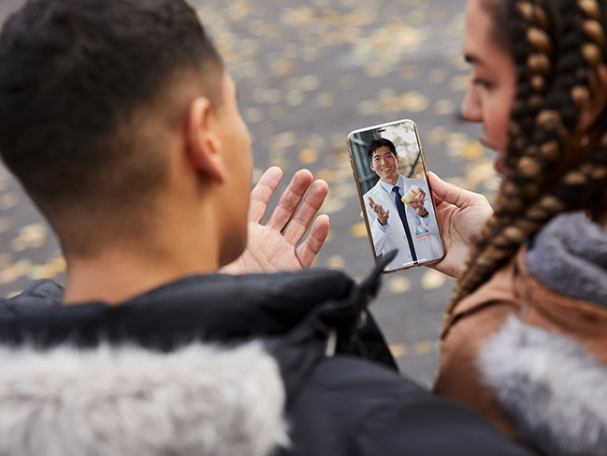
[435,247,607,447]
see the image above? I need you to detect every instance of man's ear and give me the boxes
[578,64,607,132]
[185,97,227,184]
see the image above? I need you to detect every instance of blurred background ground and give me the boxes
[0,0,498,388]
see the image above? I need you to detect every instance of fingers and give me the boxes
[369,197,387,217]
[428,171,463,207]
[368,197,377,210]
[249,167,284,223]
[266,169,314,231]
[296,214,330,267]
[382,210,390,222]
[282,179,329,245]
[412,192,425,206]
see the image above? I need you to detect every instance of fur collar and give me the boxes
[479,316,607,456]
[526,212,607,307]
[0,341,288,456]
[0,257,398,456]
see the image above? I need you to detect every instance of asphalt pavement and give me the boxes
[0,0,499,388]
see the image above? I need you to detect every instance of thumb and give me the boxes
[428,171,462,206]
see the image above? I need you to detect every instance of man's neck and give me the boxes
[62,214,222,306]
[63,250,218,306]
[382,175,400,186]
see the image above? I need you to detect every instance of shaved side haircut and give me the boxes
[0,0,223,254]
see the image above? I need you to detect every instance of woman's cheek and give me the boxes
[489,97,510,146]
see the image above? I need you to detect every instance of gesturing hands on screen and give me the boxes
[221,167,330,274]
[409,189,429,217]
[427,172,494,279]
[368,197,390,226]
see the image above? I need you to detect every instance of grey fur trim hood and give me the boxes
[526,212,607,306]
[479,213,607,456]
[0,341,288,456]
[480,316,607,456]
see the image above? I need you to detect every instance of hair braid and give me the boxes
[451,0,556,284]
[448,0,607,314]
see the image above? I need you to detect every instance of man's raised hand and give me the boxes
[221,167,330,274]
[410,189,428,216]
[368,197,389,226]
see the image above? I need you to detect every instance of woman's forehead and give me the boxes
[465,0,496,55]
[464,0,513,70]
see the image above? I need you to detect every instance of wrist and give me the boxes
[419,209,429,218]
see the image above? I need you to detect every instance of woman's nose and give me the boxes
[460,86,482,123]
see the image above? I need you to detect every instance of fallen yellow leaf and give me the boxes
[421,269,446,290]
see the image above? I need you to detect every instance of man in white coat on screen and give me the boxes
[363,138,443,271]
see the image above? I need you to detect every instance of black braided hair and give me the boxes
[453,0,557,284]
[448,0,607,313]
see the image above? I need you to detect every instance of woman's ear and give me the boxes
[578,64,607,132]
[184,97,227,184]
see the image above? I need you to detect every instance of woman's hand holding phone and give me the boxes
[427,172,494,279]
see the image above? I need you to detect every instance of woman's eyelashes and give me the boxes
[472,77,494,89]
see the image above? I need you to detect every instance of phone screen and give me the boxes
[347,119,445,273]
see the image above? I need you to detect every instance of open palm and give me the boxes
[221,167,330,274]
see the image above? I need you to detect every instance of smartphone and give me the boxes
[347,119,445,273]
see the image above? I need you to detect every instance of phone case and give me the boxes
[346,119,446,273]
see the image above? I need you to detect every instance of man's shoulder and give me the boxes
[0,280,64,316]
[290,354,446,431]
[287,355,533,456]
[295,355,441,412]
[286,355,419,453]
[363,181,382,199]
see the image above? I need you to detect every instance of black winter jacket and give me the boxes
[0,260,536,456]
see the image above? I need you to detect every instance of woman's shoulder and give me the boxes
[445,211,607,337]
[442,249,525,339]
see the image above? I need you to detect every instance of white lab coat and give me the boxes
[363,176,443,271]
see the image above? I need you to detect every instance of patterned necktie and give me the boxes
[392,186,418,262]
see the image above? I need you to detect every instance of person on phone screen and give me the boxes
[363,138,443,269]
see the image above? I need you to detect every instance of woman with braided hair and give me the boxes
[428,0,607,454]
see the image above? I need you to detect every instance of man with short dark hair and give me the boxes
[364,137,443,270]
[0,1,534,455]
